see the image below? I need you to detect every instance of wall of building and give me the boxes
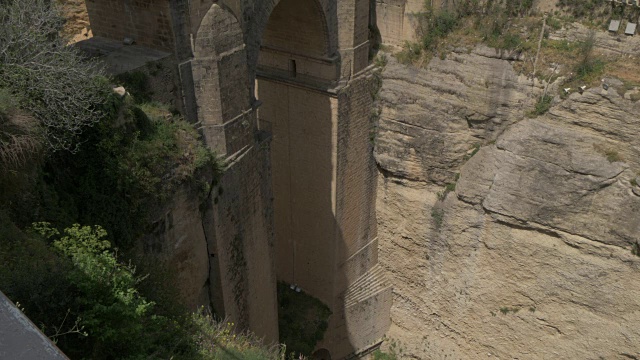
[84,0,174,51]
[375,0,427,46]
[202,138,279,344]
[257,79,339,307]
[334,74,379,291]
[190,3,280,344]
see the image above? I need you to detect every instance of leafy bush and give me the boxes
[192,312,284,360]
[557,0,608,19]
[431,208,445,229]
[0,88,41,173]
[16,97,220,249]
[1,220,284,359]
[115,71,153,104]
[372,339,402,360]
[373,349,398,360]
[277,282,331,357]
[34,223,164,358]
[574,31,604,82]
[421,10,459,50]
[395,41,422,64]
[504,0,534,17]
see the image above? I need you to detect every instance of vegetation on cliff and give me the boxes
[391,0,640,117]
[0,1,289,359]
[277,282,331,358]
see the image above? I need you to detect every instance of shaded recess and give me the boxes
[256,0,337,308]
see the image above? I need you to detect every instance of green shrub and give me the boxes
[574,31,605,82]
[277,282,331,357]
[115,71,153,104]
[531,94,553,116]
[500,33,524,50]
[192,312,284,360]
[0,88,17,119]
[395,41,422,64]
[421,10,459,50]
[373,349,398,360]
[2,220,284,359]
[24,99,220,249]
[32,223,193,359]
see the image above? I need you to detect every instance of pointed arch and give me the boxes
[191,3,252,156]
[194,3,244,58]
[261,0,331,58]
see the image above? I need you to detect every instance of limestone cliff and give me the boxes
[375,53,640,358]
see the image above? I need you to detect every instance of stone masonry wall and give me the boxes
[202,136,279,344]
[85,0,174,51]
[335,73,379,291]
[257,78,339,307]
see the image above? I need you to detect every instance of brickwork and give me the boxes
[257,79,339,306]
[375,0,432,46]
[262,0,330,58]
[191,4,253,156]
[335,74,379,289]
[375,0,407,45]
[136,186,210,311]
[85,0,174,51]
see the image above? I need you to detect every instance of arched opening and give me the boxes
[256,0,337,306]
[261,0,329,57]
[257,0,337,85]
[192,4,253,156]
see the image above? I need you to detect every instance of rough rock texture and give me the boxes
[57,0,92,43]
[135,186,210,311]
[376,52,640,359]
[375,50,542,185]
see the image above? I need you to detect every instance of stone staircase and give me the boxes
[343,265,391,309]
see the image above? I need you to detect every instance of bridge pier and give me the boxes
[85,0,391,356]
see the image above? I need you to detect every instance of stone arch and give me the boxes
[194,3,245,58]
[255,0,339,309]
[261,0,331,58]
[243,0,338,84]
[191,3,253,156]
[256,0,338,84]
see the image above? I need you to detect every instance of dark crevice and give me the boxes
[493,218,563,239]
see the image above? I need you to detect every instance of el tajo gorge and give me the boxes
[80,0,431,358]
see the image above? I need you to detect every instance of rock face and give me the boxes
[375,53,640,359]
[135,186,210,311]
[375,49,541,185]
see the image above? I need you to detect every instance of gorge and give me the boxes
[2,0,640,359]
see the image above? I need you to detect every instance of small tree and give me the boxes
[575,31,603,80]
[0,0,109,153]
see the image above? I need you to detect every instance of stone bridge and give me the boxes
[84,0,391,357]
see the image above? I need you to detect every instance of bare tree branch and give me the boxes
[0,0,109,154]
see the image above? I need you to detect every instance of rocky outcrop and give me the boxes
[135,186,210,311]
[375,50,542,185]
[375,52,640,359]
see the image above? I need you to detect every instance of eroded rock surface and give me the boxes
[375,51,542,184]
[376,51,640,359]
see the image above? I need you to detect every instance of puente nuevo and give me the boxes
[84,0,392,358]
[5,0,640,359]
